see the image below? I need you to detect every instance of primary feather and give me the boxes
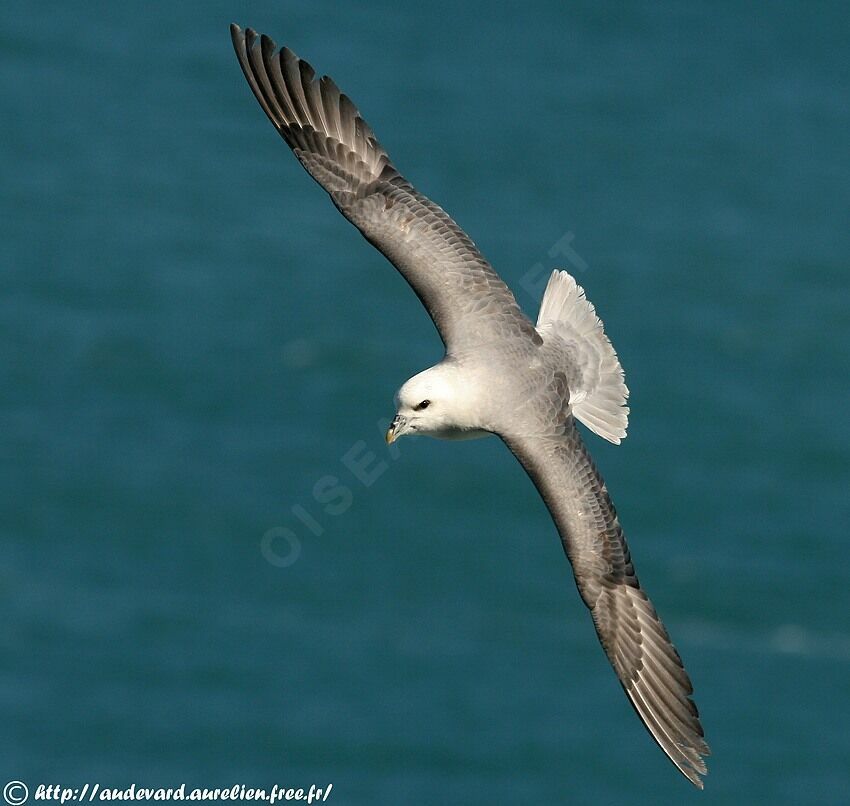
[230,24,537,352]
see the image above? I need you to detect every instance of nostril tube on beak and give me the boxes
[386,413,406,444]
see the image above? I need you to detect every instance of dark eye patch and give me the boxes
[413,399,431,411]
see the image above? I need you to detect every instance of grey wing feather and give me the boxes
[501,422,709,788]
[230,24,537,351]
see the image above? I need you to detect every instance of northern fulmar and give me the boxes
[229,24,709,788]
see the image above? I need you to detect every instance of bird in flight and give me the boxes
[229,24,709,788]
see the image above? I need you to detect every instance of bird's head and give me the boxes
[386,363,483,443]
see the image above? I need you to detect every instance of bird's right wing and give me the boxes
[230,25,536,352]
[500,422,709,788]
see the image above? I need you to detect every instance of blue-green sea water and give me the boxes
[3,2,849,804]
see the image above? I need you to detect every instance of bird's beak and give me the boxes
[385,414,407,444]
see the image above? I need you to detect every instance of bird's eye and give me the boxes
[414,399,431,411]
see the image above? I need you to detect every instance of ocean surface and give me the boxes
[3,2,849,804]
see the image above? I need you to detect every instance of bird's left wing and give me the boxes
[500,421,709,787]
[230,25,537,352]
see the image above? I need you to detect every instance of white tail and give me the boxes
[537,270,629,444]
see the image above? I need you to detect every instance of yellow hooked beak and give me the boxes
[385,413,406,444]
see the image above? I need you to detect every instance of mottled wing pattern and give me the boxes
[230,25,537,351]
[501,419,709,788]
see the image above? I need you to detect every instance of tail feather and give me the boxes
[536,271,629,444]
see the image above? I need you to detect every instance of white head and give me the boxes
[386,362,488,443]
